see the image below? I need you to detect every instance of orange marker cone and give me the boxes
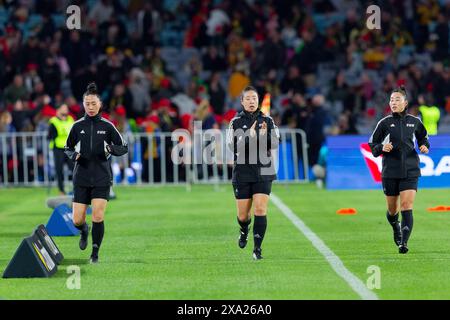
[336,208,357,215]
[427,206,450,212]
[261,93,271,116]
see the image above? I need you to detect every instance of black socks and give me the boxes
[400,210,413,245]
[74,221,104,257]
[386,211,399,228]
[92,221,104,256]
[253,216,267,249]
[386,210,413,245]
[237,217,251,234]
[237,215,267,251]
[74,222,87,231]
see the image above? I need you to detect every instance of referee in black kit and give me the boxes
[227,86,280,260]
[369,86,430,254]
[65,83,128,263]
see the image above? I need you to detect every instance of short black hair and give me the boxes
[242,86,257,95]
[391,85,407,100]
[241,86,258,101]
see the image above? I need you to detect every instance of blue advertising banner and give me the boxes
[326,135,450,190]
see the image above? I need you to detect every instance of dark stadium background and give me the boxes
[0,0,449,179]
[1,0,450,302]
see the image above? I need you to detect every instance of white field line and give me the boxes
[271,193,379,300]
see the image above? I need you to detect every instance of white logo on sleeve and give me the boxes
[80,130,85,134]
[97,130,106,134]
[104,141,111,159]
[390,124,395,127]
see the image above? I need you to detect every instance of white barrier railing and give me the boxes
[0,129,309,187]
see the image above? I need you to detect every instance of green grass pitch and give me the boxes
[0,184,450,299]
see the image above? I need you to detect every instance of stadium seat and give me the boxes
[28,14,43,27]
[163,0,182,12]
[51,14,65,28]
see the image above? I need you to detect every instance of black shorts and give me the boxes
[382,177,418,196]
[73,186,110,205]
[232,181,272,200]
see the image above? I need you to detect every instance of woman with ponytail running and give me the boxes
[65,83,128,263]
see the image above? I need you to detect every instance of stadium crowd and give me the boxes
[0,0,449,176]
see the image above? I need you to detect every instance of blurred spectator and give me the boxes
[89,0,115,27]
[306,95,329,165]
[137,2,162,47]
[155,99,180,132]
[280,65,306,95]
[4,74,29,105]
[418,95,441,135]
[19,35,43,72]
[202,46,227,72]
[106,83,132,115]
[142,47,166,92]
[23,64,41,94]
[337,110,358,134]
[312,144,328,189]
[11,97,47,132]
[415,0,439,52]
[208,72,226,115]
[30,81,46,101]
[98,15,128,51]
[206,7,230,38]
[255,31,285,76]
[112,105,130,129]
[0,111,15,133]
[434,13,449,62]
[37,13,56,43]
[62,31,92,99]
[227,31,253,70]
[128,68,151,119]
[292,29,322,82]
[432,67,450,111]
[194,99,218,130]
[281,92,309,131]
[97,48,127,91]
[47,104,74,195]
[328,71,349,116]
[41,55,61,97]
